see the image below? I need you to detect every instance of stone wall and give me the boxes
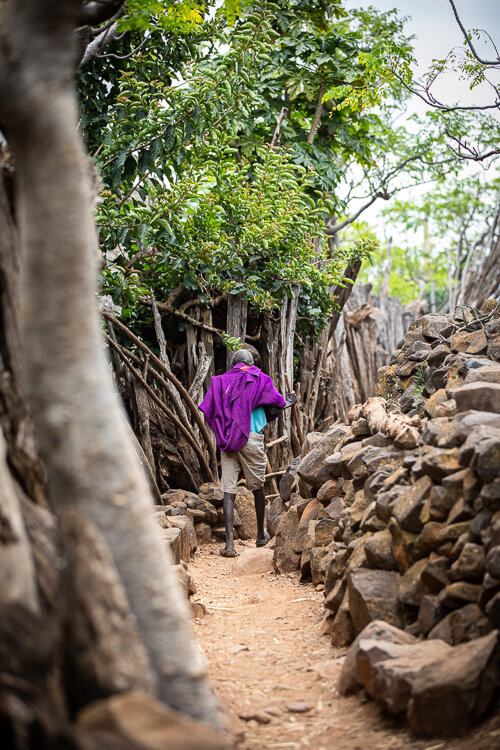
[270,301,500,736]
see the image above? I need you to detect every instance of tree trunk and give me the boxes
[0,0,217,726]
[226,293,248,369]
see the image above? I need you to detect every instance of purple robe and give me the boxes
[199,363,286,452]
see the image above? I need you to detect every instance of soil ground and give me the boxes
[190,539,500,750]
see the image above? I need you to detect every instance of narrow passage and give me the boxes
[190,540,500,750]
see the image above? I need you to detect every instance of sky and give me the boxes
[340,0,500,238]
[343,0,500,112]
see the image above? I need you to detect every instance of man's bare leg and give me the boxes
[220,491,238,557]
[253,486,269,547]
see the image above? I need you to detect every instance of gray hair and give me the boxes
[230,349,254,367]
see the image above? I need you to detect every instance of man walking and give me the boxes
[200,349,296,557]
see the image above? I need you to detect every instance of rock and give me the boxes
[324,547,349,596]
[195,522,212,545]
[417,448,462,480]
[267,495,286,538]
[234,486,257,540]
[486,545,500,579]
[418,594,446,635]
[190,497,218,525]
[428,603,491,645]
[301,431,325,456]
[475,438,500,483]
[238,709,271,724]
[423,485,457,522]
[485,591,500,627]
[173,562,197,598]
[425,389,456,419]
[389,519,418,572]
[297,427,350,487]
[160,527,182,564]
[310,546,330,585]
[273,506,300,573]
[421,418,463,448]
[325,577,347,614]
[76,690,229,749]
[449,543,485,582]
[198,483,224,507]
[321,497,344,524]
[365,529,397,571]
[324,452,342,478]
[348,568,403,634]
[317,479,343,504]
[279,456,301,500]
[427,344,451,367]
[168,515,196,559]
[407,340,432,361]
[212,525,228,541]
[407,631,500,737]
[360,502,385,533]
[161,489,188,505]
[420,314,455,340]
[399,558,427,607]
[351,417,370,436]
[464,363,500,385]
[450,382,500,414]
[438,581,482,609]
[421,556,450,592]
[287,702,311,713]
[423,366,448,396]
[231,548,274,576]
[364,638,452,714]
[447,497,474,525]
[338,620,417,696]
[191,600,207,619]
[312,518,338,547]
[331,589,355,647]
[348,490,370,528]
[362,433,393,448]
[292,499,321,553]
[450,328,488,354]
[392,476,433,533]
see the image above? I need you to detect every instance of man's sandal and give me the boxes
[256,531,270,548]
[219,547,238,558]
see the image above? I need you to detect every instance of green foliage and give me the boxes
[119,0,204,33]
[412,365,427,400]
[80,0,478,338]
[81,0,391,335]
[324,6,414,114]
[357,170,500,308]
[220,333,243,351]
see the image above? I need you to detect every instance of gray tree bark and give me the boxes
[0,0,217,726]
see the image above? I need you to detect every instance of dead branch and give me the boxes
[107,336,214,482]
[102,311,218,475]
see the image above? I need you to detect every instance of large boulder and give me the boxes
[428,603,491,645]
[363,638,451,713]
[450,382,500,414]
[234,486,257,540]
[279,455,301,501]
[273,506,300,573]
[296,426,350,488]
[338,619,416,696]
[407,630,500,736]
[232,548,274,576]
[348,568,403,634]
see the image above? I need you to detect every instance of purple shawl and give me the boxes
[199,363,286,452]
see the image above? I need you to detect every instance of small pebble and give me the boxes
[287,701,311,713]
[263,706,282,716]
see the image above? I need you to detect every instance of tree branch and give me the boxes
[307,78,326,145]
[448,0,500,66]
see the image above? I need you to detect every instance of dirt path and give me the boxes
[190,539,500,750]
